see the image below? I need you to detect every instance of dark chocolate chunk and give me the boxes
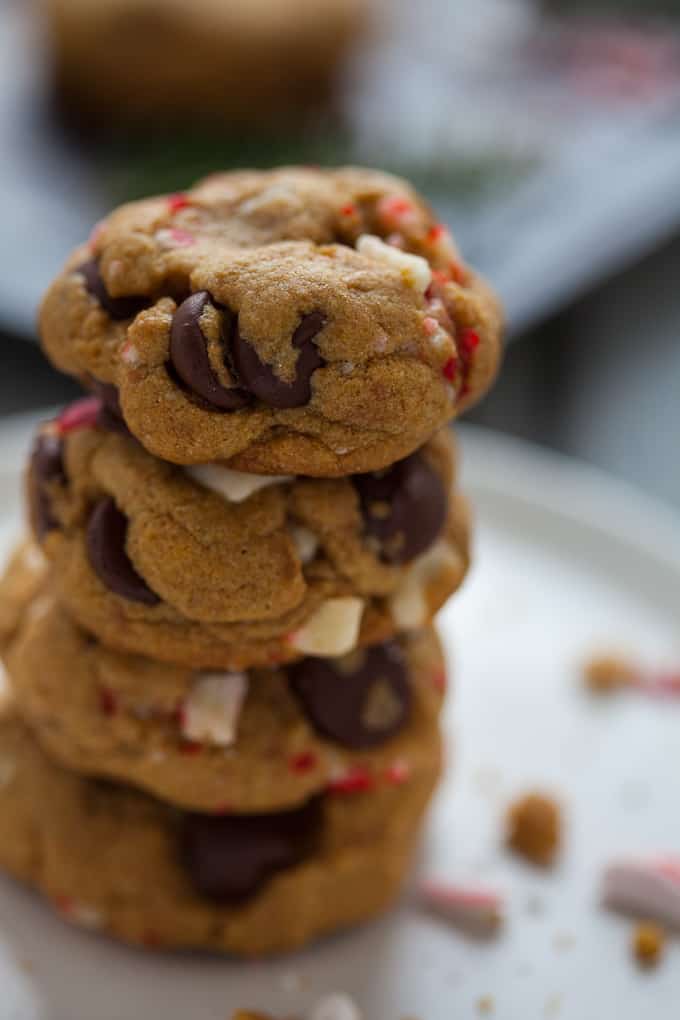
[289,641,411,749]
[78,259,148,321]
[86,497,160,605]
[231,311,325,409]
[169,291,252,411]
[352,451,447,564]
[29,432,66,540]
[181,797,322,903]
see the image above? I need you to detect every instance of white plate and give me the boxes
[0,420,679,1019]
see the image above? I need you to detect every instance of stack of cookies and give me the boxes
[0,168,502,955]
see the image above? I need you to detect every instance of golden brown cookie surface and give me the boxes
[40,167,503,475]
[0,709,440,955]
[26,411,470,668]
[6,588,446,812]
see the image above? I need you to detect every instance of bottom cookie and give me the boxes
[0,710,441,956]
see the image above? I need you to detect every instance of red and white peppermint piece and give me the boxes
[384,759,411,785]
[53,895,104,929]
[420,880,504,934]
[356,235,432,294]
[181,672,248,747]
[602,856,680,928]
[376,194,419,229]
[327,764,374,794]
[155,227,195,249]
[56,397,101,434]
[121,340,140,366]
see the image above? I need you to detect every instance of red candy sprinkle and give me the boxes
[289,751,318,774]
[431,268,451,287]
[98,686,118,717]
[167,193,190,213]
[442,357,459,382]
[449,260,467,285]
[423,316,438,336]
[378,195,415,221]
[328,766,374,794]
[56,397,102,434]
[459,328,480,356]
[385,760,411,785]
[427,224,447,243]
[340,202,358,217]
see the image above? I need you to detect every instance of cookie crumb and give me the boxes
[477,995,494,1015]
[633,922,666,969]
[583,653,639,693]
[506,793,561,867]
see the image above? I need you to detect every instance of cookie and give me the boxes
[47,0,367,127]
[5,585,446,812]
[0,709,441,955]
[0,542,49,654]
[40,167,503,475]
[25,408,470,668]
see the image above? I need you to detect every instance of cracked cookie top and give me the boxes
[40,167,503,475]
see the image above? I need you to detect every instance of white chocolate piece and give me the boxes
[182,672,248,747]
[309,993,362,1020]
[290,524,320,564]
[290,598,364,657]
[357,234,432,294]
[185,464,291,503]
[389,540,461,629]
[602,857,680,928]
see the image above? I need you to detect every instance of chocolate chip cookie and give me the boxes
[5,585,446,812]
[0,707,440,955]
[40,167,503,475]
[26,404,470,668]
[47,0,367,127]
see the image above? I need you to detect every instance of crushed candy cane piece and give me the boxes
[602,856,680,928]
[53,896,103,929]
[186,464,291,503]
[56,397,102,434]
[583,652,680,698]
[384,759,411,785]
[423,316,439,336]
[182,672,248,747]
[155,227,195,249]
[309,992,362,1020]
[356,235,431,294]
[167,193,190,213]
[328,765,374,795]
[290,598,364,657]
[420,880,504,935]
[121,340,140,366]
[376,194,418,228]
[442,356,459,382]
[340,202,358,217]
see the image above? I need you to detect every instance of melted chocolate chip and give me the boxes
[78,259,148,321]
[29,433,66,540]
[353,452,447,564]
[231,311,325,409]
[289,641,411,749]
[169,292,252,411]
[181,798,322,903]
[87,378,131,436]
[86,498,160,605]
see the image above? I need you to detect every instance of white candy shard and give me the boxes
[389,540,461,629]
[602,856,680,928]
[185,464,291,503]
[309,993,362,1020]
[290,524,319,564]
[356,234,432,294]
[182,672,248,747]
[420,880,504,934]
[291,598,364,657]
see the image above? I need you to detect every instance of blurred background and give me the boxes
[2,0,680,507]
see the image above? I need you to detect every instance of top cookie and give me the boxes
[40,167,503,475]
